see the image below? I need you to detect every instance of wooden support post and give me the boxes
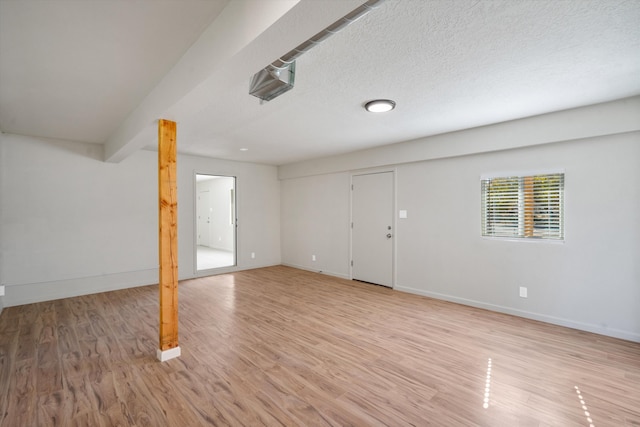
[157,119,180,362]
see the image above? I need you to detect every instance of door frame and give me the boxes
[193,171,238,277]
[349,168,397,288]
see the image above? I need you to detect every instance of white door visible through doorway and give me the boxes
[195,174,236,271]
[197,190,210,247]
[351,171,394,287]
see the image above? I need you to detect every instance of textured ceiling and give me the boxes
[1,0,639,166]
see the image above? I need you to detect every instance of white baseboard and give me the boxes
[157,346,181,362]
[193,262,280,278]
[3,264,283,307]
[395,285,640,343]
[281,263,350,280]
[4,268,159,307]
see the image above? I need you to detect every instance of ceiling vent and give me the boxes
[249,62,296,102]
[249,0,385,102]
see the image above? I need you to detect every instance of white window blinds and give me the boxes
[481,173,564,240]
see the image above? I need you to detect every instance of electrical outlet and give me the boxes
[312,255,316,262]
[251,252,255,259]
[0,285,4,297]
[519,286,528,298]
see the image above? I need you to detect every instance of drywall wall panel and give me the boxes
[178,153,280,278]
[280,132,640,341]
[0,134,4,314]
[395,133,640,342]
[279,96,640,180]
[281,172,351,278]
[0,133,280,305]
[1,133,158,306]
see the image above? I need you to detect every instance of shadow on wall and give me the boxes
[2,133,104,162]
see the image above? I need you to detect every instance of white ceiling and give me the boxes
[0,0,229,144]
[1,0,639,166]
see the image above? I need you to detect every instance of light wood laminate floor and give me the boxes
[0,265,638,426]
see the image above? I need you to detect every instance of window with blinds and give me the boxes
[481,173,564,240]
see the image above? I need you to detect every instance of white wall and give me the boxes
[1,133,158,305]
[279,99,640,342]
[0,133,280,306]
[2,96,637,343]
[281,172,351,278]
[279,96,640,180]
[395,135,639,341]
[0,134,4,314]
[183,156,280,276]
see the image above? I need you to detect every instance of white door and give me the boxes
[352,172,394,287]
[197,190,210,247]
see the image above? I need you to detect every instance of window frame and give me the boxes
[481,170,565,242]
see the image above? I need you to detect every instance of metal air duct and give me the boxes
[249,0,386,102]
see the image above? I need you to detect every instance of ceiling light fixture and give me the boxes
[364,99,396,113]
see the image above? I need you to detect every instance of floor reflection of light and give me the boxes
[574,386,595,427]
[225,280,236,311]
[483,358,492,409]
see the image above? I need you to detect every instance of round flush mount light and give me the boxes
[364,99,396,113]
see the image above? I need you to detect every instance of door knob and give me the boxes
[386,233,392,239]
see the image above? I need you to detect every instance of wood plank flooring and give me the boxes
[0,265,639,426]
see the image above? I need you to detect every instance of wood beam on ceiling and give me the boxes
[157,119,180,361]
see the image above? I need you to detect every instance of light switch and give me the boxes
[399,210,408,219]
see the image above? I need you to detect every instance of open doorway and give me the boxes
[195,174,236,271]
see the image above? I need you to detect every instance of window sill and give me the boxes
[481,236,565,244]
